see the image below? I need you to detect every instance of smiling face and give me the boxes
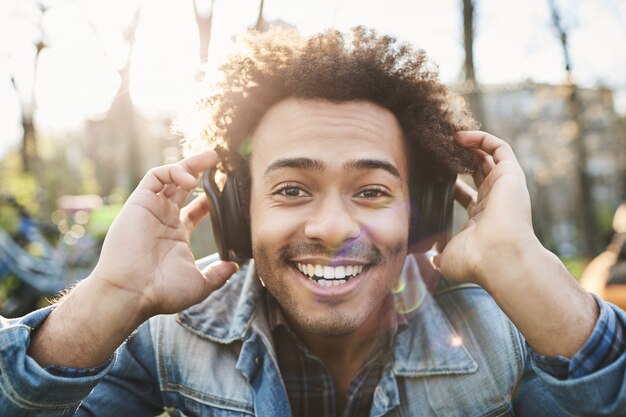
[249,98,410,337]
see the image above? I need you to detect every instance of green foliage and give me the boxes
[596,202,620,240]
[561,256,587,280]
[0,206,20,235]
[0,276,21,304]
[87,204,123,240]
[79,158,101,196]
[0,147,105,220]
[0,152,39,215]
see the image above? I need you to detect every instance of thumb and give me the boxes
[201,261,239,294]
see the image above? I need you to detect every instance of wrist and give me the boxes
[475,233,543,291]
[477,236,598,357]
[29,274,148,369]
[86,267,153,323]
[82,272,150,329]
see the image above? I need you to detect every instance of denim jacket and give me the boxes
[1,254,626,416]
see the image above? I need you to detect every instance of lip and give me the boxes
[290,263,367,300]
[290,257,369,267]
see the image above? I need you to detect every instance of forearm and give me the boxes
[481,237,598,358]
[28,274,147,369]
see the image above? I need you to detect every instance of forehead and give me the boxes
[249,98,407,175]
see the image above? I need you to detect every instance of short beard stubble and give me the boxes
[253,239,408,337]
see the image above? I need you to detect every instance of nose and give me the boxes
[304,193,361,247]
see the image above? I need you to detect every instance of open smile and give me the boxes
[293,262,367,287]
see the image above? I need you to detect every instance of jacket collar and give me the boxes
[391,254,478,376]
[177,254,477,376]
[177,256,262,344]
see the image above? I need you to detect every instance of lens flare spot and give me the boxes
[450,335,463,347]
[392,255,434,315]
[390,275,407,294]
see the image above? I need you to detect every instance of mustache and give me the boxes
[279,241,383,265]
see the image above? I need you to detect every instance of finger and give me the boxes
[473,167,486,189]
[200,261,239,294]
[178,150,219,178]
[181,194,211,233]
[456,131,516,164]
[140,151,219,194]
[172,186,192,208]
[161,183,195,209]
[162,183,179,199]
[474,149,496,175]
[454,179,477,213]
[141,164,199,194]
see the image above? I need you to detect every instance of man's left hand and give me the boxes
[433,131,598,357]
[434,130,537,286]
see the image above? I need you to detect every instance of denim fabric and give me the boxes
[0,308,116,416]
[1,254,625,416]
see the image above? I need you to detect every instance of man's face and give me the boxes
[249,98,410,337]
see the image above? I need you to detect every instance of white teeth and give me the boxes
[323,266,333,278]
[314,264,324,277]
[335,266,345,279]
[295,263,365,283]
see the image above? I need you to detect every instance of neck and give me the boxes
[290,295,396,414]
[290,295,396,368]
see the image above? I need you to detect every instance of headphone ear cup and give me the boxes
[220,173,253,260]
[202,169,252,262]
[409,175,456,253]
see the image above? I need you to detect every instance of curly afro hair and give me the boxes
[180,26,479,217]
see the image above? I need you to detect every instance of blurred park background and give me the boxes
[1,0,626,313]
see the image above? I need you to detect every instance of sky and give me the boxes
[1,0,625,158]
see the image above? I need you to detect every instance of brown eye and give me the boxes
[273,184,311,198]
[356,187,389,199]
[283,187,304,197]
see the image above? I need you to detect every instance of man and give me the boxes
[1,27,625,416]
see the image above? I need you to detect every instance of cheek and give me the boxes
[361,202,410,247]
[250,201,305,252]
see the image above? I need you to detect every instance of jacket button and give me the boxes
[255,356,261,365]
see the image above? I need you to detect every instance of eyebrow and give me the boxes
[343,159,401,179]
[264,157,401,179]
[264,158,325,177]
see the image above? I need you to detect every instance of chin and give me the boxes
[253,239,407,336]
[281,302,369,336]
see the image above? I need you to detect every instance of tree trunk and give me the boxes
[193,0,214,64]
[462,0,486,128]
[19,40,45,174]
[548,0,598,258]
[255,0,266,31]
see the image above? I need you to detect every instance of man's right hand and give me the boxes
[28,150,238,369]
[93,150,237,317]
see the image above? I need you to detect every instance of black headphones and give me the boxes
[203,168,456,262]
